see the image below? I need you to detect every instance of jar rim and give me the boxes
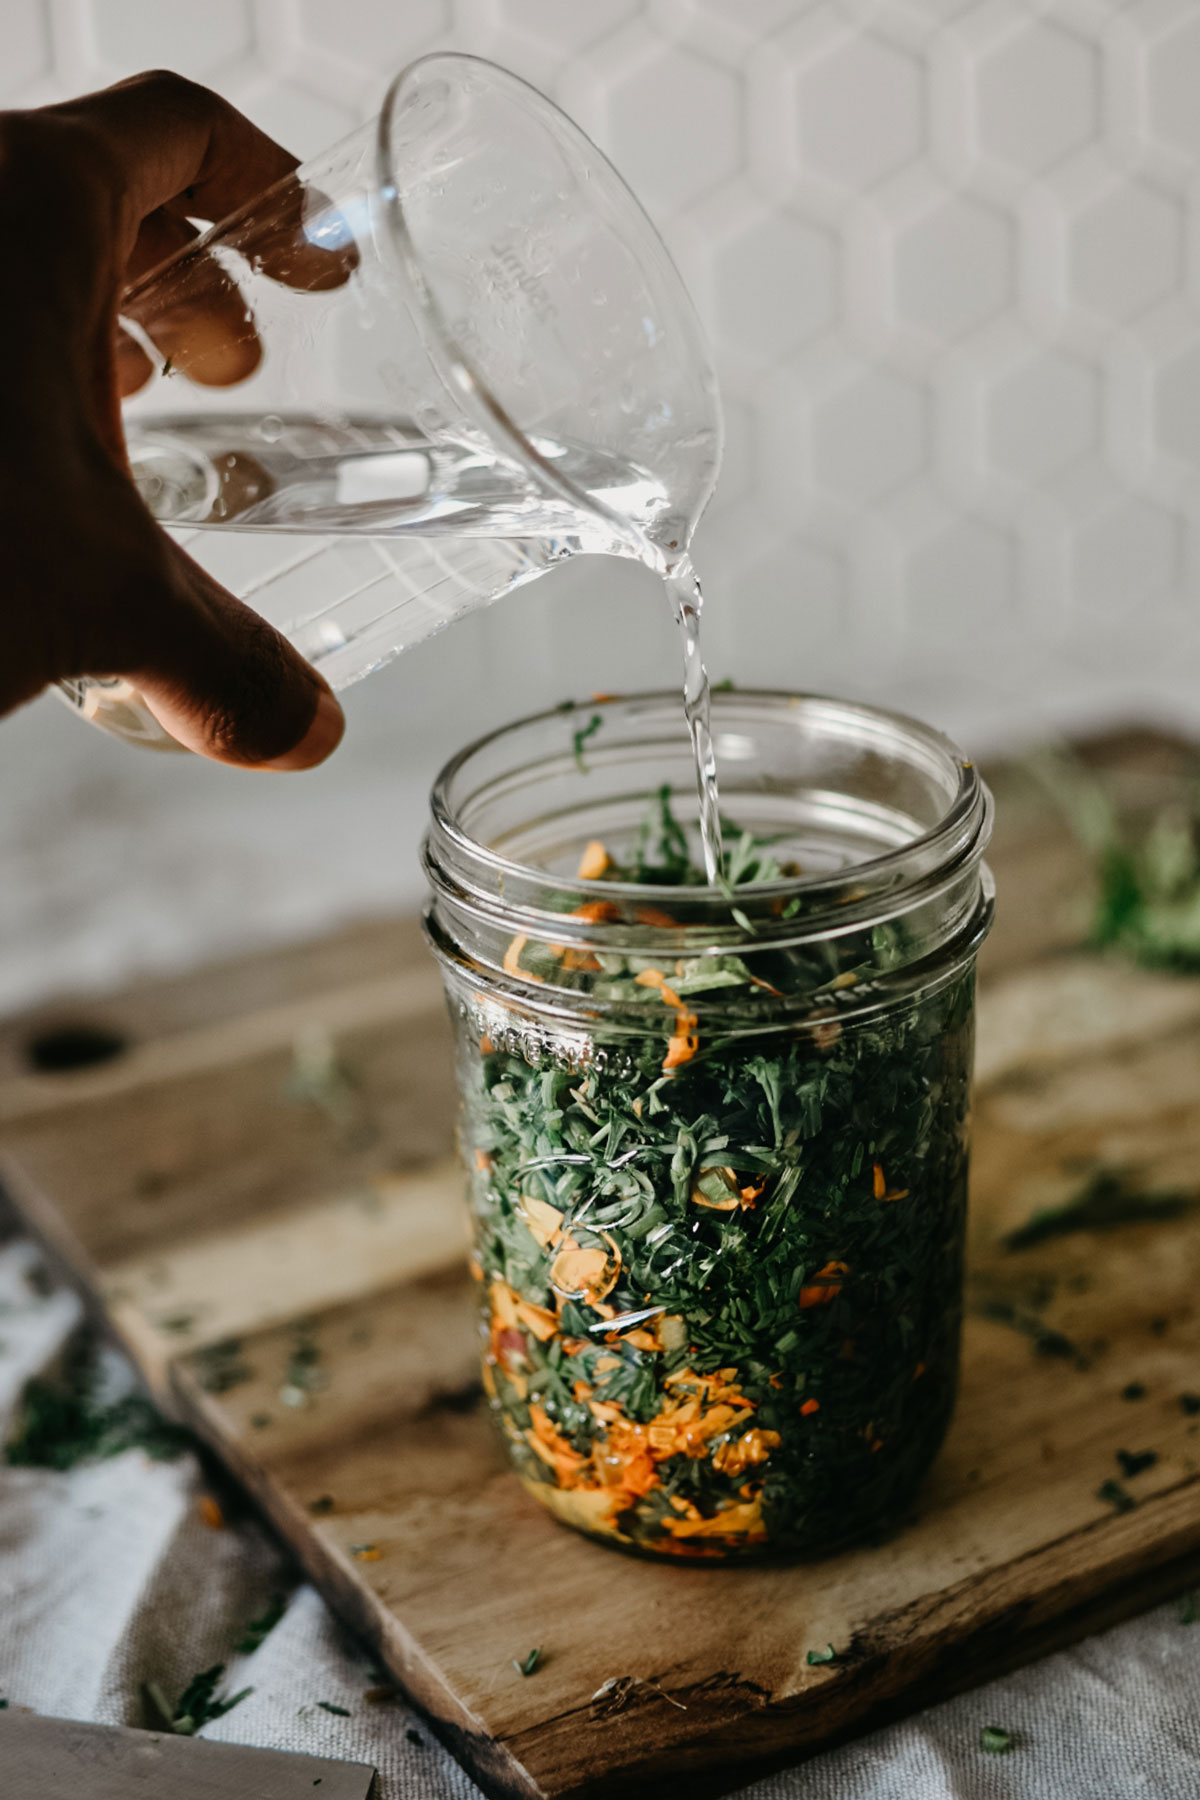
[424,689,994,1016]
[427,689,989,916]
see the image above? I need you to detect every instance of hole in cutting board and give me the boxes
[25,1023,130,1073]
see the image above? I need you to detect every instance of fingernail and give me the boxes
[260,687,345,771]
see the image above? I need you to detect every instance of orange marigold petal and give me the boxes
[576,839,610,881]
[635,906,680,929]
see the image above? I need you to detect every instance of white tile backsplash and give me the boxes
[89,0,254,78]
[6,0,1200,995]
[0,0,50,98]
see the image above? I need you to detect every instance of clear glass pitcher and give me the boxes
[61,52,722,749]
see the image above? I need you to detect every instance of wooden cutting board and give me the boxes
[4,729,1200,1800]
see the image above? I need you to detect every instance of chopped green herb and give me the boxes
[513,1648,542,1677]
[630,781,693,882]
[1115,1448,1158,1479]
[1180,1394,1200,1416]
[157,1314,198,1335]
[1179,1593,1198,1625]
[980,1725,1015,1754]
[571,712,603,773]
[1032,748,1200,971]
[251,1413,273,1430]
[460,789,975,1557]
[235,1594,287,1655]
[5,1332,190,1470]
[0,1698,8,1709]
[281,1323,329,1404]
[286,1030,376,1149]
[1097,1478,1136,1514]
[1003,1168,1192,1251]
[806,1644,837,1666]
[308,1495,335,1515]
[1121,1383,1146,1401]
[145,1665,251,1735]
[970,1286,1088,1368]
[316,1701,351,1717]
[406,1727,425,1746]
[160,356,175,378]
[193,1339,253,1396]
[711,678,736,693]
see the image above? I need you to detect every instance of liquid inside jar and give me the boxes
[425,693,993,1561]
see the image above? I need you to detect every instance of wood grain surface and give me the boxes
[3,730,1200,1799]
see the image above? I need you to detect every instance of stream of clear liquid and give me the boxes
[661,557,723,884]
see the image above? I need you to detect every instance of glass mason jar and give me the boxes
[423,692,994,1561]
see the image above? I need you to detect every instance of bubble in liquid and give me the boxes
[260,414,284,443]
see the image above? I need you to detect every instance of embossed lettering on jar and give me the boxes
[424,692,994,1561]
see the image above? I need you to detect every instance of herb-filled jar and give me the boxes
[423,692,994,1561]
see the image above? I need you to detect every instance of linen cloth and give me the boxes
[1,1230,1197,1799]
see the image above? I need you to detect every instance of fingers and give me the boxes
[224,190,361,293]
[52,71,358,295]
[115,326,153,397]
[10,446,345,769]
[123,208,263,386]
[126,533,346,768]
[8,74,353,428]
[45,69,301,243]
[0,77,353,771]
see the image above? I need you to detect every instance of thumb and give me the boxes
[119,533,345,769]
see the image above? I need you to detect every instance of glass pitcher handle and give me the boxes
[55,677,186,752]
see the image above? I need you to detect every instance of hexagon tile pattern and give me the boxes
[7,0,1200,734]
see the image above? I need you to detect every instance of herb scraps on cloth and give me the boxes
[4,1329,190,1470]
[980,1724,1016,1754]
[460,791,975,1558]
[145,1664,252,1736]
[235,1594,287,1655]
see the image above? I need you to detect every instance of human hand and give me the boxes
[0,70,347,767]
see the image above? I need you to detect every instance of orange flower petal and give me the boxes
[576,840,611,880]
